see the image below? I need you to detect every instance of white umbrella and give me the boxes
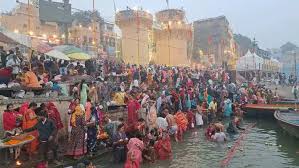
[45,50,70,60]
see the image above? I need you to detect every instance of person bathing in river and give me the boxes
[227,117,245,134]
[223,97,233,118]
[175,110,188,142]
[212,127,227,143]
[154,131,172,160]
[208,98,217,123]
[124,133,144,168]
[143,140,156,163]
[163,109,179,142]
[195,103,204,128]
[205,123,216,140]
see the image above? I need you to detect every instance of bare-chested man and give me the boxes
[163,109,178,141]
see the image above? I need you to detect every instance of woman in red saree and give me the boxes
[154,133,172,160]
[22,102,39,154]
[3,104,22,136]
[124,136,144,168]
[47,102,63,130]
[19,102,29,115]
[127,96,140,125]
[186,110,195,129]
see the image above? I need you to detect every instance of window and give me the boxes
[23,24,27,28]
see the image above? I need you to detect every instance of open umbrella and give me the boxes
[67,52,91,60]
[54,45,91,60]
[54,45,82,55]
[45,50,70,60]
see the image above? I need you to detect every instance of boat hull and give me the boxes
[274,111,299,139]
[272,100,299,105]
[242,104,297,118]
[242,106,275,118]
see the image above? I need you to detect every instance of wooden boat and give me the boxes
[272,99,299,105]
[241,104,298,118]
[274,110,299,139]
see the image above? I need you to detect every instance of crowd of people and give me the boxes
[1,45,284,168]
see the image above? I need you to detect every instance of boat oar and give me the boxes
[220,123,256,167]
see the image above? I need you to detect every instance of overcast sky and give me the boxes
[1,0,298,49]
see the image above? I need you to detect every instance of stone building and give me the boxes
[193,16,238,70]
[153,9,192,66]
[99,20,117,57]
[68,19,100,55]
[0,3,59,43]
[116,9,153,65]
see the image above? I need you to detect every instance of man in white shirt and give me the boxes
[212,127,227,143]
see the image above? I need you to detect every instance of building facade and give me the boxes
[193,16,238,70]
[153,9,192,66]
[0,3,59,43]
[99,20,117,57]
[68,19,100,56]
[116,9,153,65]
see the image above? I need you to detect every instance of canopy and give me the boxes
[67,52,91,60]
[237,50,264,71]
[1,30,31,47]
[54,45,91,60]
[0,32,17,44]
[31,38,52,53]
[54,45,82,55]
[45,50,70,60]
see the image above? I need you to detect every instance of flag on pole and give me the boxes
[113,0,117,12]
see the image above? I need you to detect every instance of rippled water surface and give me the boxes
[95,119,299,168]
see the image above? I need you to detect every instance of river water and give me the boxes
[95,119,299,168]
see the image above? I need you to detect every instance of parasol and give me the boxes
[67,52,91,60]
[54,45,82,55]
[31,38,53,53]
[54,45,91,60]
[45,50,70,60]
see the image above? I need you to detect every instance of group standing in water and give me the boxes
[2,60,279,167]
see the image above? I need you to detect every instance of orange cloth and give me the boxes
[22,109,39,153]
[24,71,41,88]
[175,112,188,132]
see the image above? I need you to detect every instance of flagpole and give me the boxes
[113,0,119,59]
[166,0,170,66]
[137,9,140,65]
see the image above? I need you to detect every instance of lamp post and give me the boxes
[92,0,97,53]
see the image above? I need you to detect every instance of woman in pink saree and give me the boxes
[124,136,144,168]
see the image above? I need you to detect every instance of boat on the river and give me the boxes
[242,104,298,118]
[272,99,299,105]
[274,110,299,139]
